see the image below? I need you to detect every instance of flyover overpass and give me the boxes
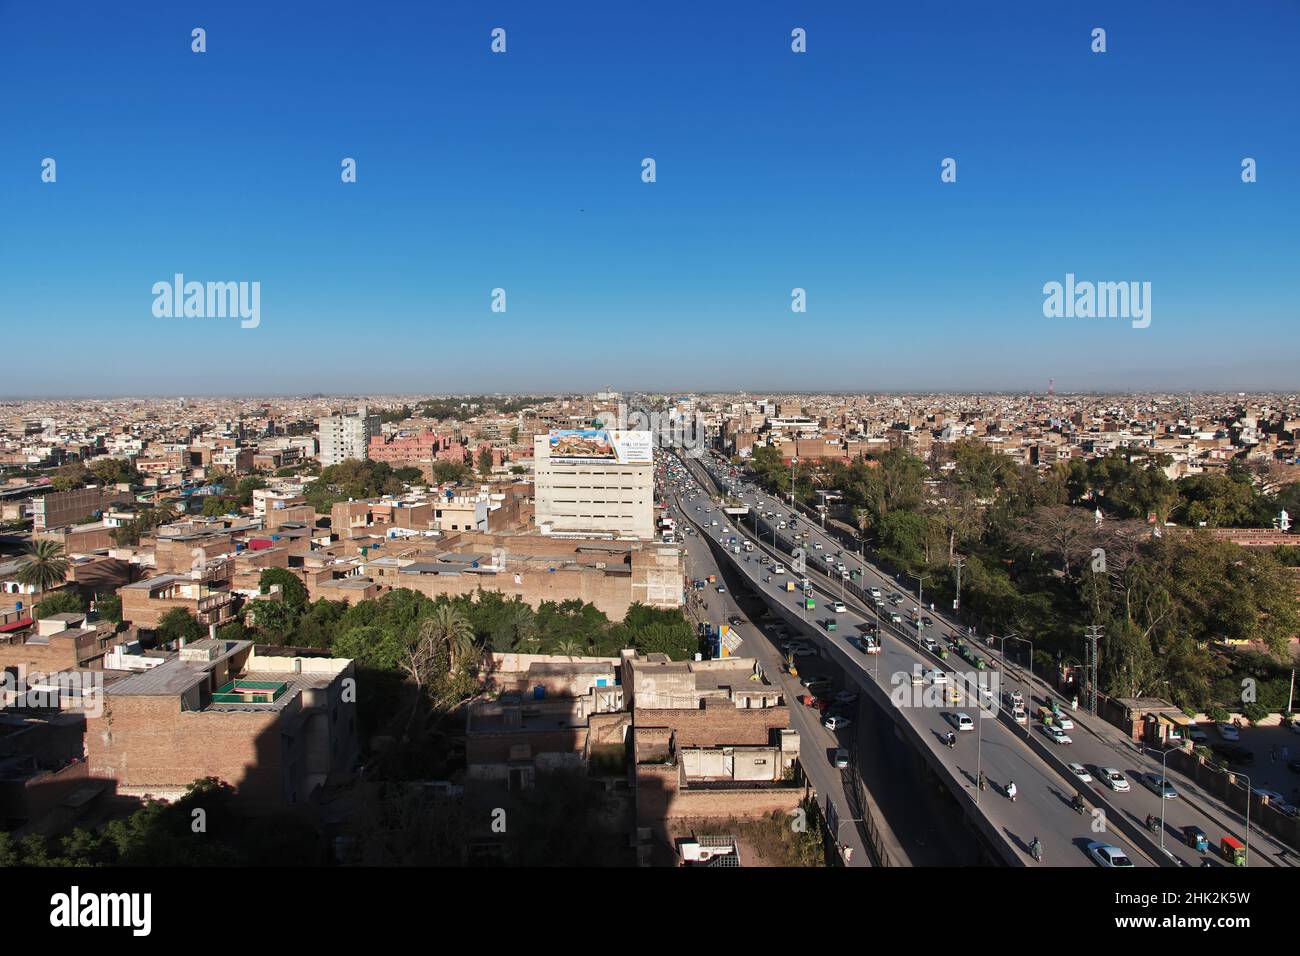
[673,453,1177,867]
[677,451,1284,868]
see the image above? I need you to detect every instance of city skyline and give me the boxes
[2,0,1297,395]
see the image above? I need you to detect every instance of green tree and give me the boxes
[425,602,478,673]
[431,460,470,484]
[93,592,122,624]
[16,540,68,592]
[156,607,203,646]
[258,567,308,609]
[50,461,90,492]
[34,590,86,618]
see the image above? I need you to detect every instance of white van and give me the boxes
[772,564,786,574]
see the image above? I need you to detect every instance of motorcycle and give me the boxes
[1029,839,1042,862]
[1072,795,1086,815]
[1145,814,1160,834]
[978,772,987,792]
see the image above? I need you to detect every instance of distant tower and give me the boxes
[1048,378,1055,398]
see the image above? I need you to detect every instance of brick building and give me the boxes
[86,640,357,807]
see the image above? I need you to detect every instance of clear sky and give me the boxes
[1,0,1296,397]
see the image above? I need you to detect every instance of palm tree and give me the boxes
[16,540,68,594]
[422,603,476,674]
[554,637,582,658]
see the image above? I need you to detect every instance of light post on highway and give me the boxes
[907,571,929,609]
[976,692,986,806]
[991,631,1033,739]
[1010,633,1034,739]
[1141,744,1173,852]
[1234,771,1253,866]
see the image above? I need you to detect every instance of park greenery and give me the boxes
[215,574,700,772]
[747,442,1300,711]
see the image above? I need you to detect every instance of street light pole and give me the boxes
[976,693,985,805]
[1142,744,1172,851]
[1236,771,1252,866]
[1008,633,1034,740]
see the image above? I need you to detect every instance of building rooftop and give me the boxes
[104,639,250,698]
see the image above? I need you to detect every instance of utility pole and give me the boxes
[1084,625,1103,716]
[951,555,965,612]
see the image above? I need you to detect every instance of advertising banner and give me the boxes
[549,429,652,464]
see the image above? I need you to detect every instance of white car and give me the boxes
[1099,768,1130,792]
[772,564,786,575]
[1054,715,1075,731]
[928,670,947,685]
[823,715,851,731]
[1087,842,1134,868]
[1217,723,1240,742]
[832,748,850,769]
[1068,763,1093,783]
[832,601,846,613]
[955,713,974,731]
[1042,725,1073,745]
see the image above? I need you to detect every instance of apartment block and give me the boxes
[86,640,357,806]
[317,407,380,467]
[118,574,237,629]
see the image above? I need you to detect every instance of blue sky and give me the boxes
[1,0,1296,396]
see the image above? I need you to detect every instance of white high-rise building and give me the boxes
[317,406,380,466]
[533,429,654,539]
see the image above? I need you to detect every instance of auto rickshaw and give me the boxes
[1183,825,1208,853]
[1220,835,1246,866]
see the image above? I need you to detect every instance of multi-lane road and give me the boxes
[666,451,1288,868]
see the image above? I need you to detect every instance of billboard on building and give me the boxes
[549,429,652,464]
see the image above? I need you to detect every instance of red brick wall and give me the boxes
[636,699,790,749]
[86,696,287,806]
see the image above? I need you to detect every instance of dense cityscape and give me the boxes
[1,390,1298,874]
[5,0,1296,938]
